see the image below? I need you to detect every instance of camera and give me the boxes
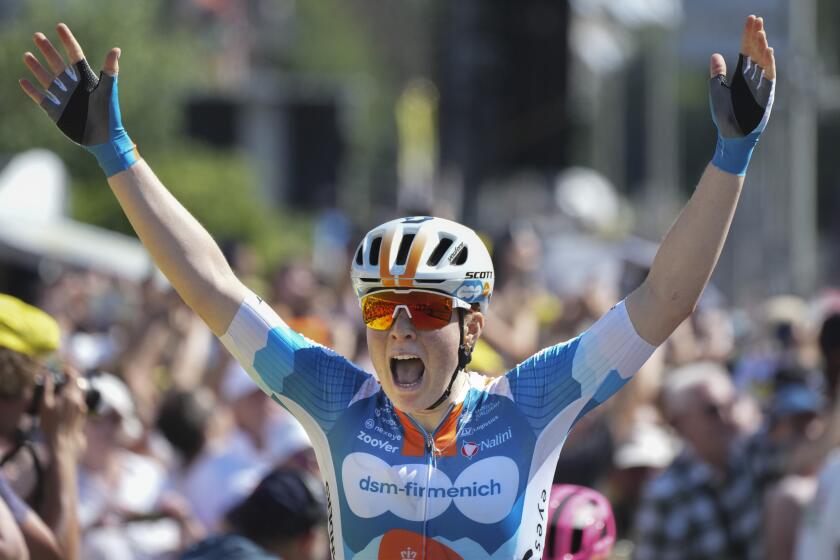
[28,368,102,416]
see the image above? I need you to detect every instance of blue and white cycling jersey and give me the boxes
[220,292,655,560]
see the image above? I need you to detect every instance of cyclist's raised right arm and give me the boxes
[106,160,247,334]
[19,24,246,334]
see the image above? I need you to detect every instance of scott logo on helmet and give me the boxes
[465,271,493,279]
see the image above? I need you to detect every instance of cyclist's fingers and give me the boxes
[56,23,85,64]
[710,53,726,78]
[19,78,44,104]
[755,30,769,62]
[34,32,66,74]
[750,17,765,56]
[23,52,54,89]
[740,15,757,55]
[764,47,776,81]
[102,47,120,76]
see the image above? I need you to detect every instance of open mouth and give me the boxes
[390,354,425,389]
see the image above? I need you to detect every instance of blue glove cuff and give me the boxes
[711,130,761,176]
[85,129,139,177]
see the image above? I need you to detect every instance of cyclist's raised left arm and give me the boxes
[626,15,775,345]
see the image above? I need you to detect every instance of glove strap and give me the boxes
[711,129,760,176]
[85,128,139,177]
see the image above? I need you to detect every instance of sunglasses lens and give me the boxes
[362,296,398,330]
[361,292,454,331]
[405,293,453,330]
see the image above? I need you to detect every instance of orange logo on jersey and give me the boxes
[378,529,463,560]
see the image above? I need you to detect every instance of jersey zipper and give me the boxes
[405,405,454,560]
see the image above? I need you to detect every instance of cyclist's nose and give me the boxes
[390,308,417,340]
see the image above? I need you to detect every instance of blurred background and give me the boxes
[1,1,840,558]
[0,0,837,305]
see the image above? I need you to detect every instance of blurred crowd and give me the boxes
[1,219,839,560]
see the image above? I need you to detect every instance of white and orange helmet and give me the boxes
[350,216,494,311]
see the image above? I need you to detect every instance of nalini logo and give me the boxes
[401,547,417,559]
[479,427,512,451]
[461,442,479,459]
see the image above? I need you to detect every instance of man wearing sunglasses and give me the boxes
[19,14,776,560]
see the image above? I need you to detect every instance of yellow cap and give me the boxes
[0,294,60,358]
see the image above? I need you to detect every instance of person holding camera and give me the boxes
[0,294,87,560]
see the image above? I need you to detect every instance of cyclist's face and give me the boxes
[367,306,482,417]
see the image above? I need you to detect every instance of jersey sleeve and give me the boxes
[219,291,371,432]
[505,299,655,433]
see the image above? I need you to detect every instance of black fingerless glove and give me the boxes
[40,59,138,176]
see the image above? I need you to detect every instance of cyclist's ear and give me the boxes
[463,311,484,347]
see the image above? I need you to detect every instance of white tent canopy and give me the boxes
[0,149,158,282]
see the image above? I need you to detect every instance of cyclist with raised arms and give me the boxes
[19,15,776,560]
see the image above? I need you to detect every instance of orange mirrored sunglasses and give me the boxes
[361,291,470,331]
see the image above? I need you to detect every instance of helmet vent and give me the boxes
[354,245,363,266]
[395,234,415,266]
[427,238,454,266]
[369,237,382,266]
[452,245,469,265]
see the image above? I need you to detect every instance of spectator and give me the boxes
[762,383,825,560]
[180,467,328,560]
[0,478,27,559]
[0,293,87,560]
[819,313,840,403]
[219,363,314,470]
[633,362,778,560]
[793,312,840,559]
[157,389,264,532]
[76,371,185,560]
[795,446,840,559]
[609,421,677,539]
[0,468,64,560]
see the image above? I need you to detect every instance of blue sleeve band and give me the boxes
[83,72,140,177]
[711,130,760,176]
[86,130,139,176]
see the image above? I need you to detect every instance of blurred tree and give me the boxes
[284,0,401,219]
[0,0,312,268]
[437,0,570,225]
[0,0,200,175]
[68,146,312,272]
